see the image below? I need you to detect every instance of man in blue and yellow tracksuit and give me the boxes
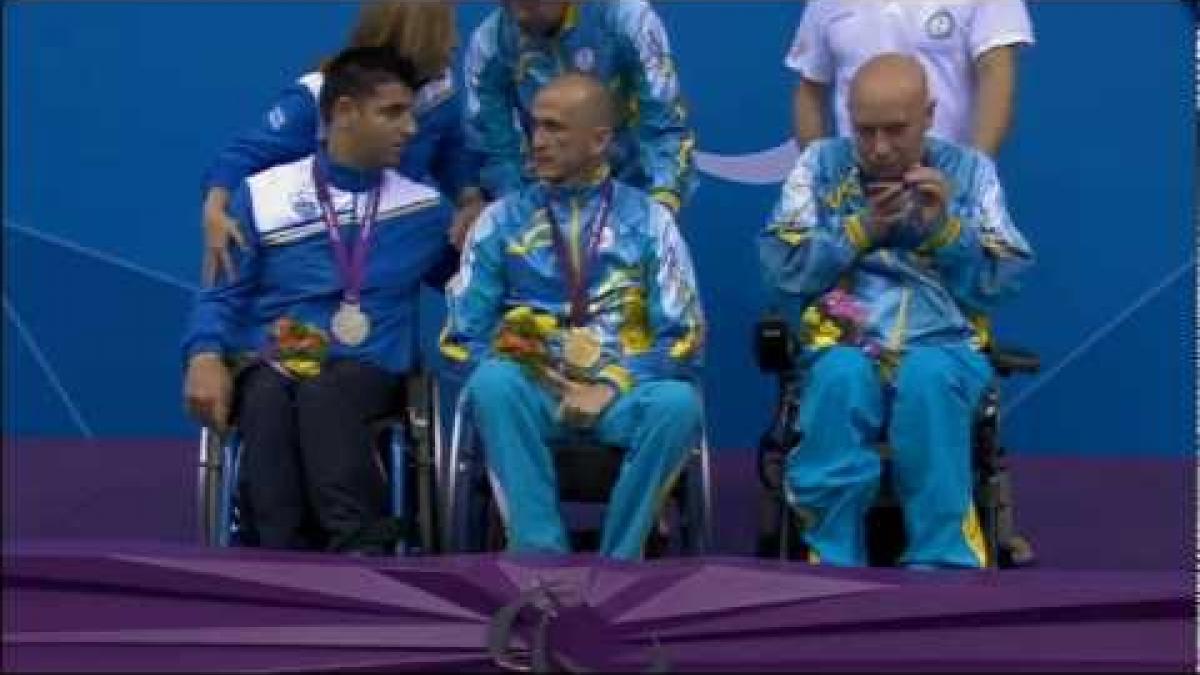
[182,48,456,554]
[758,55,1034,568]
[464,0,695,214]
[441,72,705,560]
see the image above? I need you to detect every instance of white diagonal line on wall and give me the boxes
[3,293,94,437]
[4,219,197,293]
[1004,257,1195,417]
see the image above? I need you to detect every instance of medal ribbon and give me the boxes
[544,180,613,327]
[312,159,382,305]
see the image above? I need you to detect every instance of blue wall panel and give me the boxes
[4,1,1194,455]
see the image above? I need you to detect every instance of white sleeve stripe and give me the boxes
[972,33,1035,59]
[789,64,833,83]
[296,72,324,100]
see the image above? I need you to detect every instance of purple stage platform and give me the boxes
[3,440,1196,671]
[3,544,1193,672]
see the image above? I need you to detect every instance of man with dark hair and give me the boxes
[442,72,706,560]
[182,46,457,555]
[198,2,477,286]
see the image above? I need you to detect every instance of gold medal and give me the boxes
[563,327,602,370]
[331,302,371,346]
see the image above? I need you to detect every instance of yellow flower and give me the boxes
[501,306,559,341]
[282,358,321,379]
[503,306,534,325]
[810,319,843,349]
[532,313,558,338]
[802,306,823,331]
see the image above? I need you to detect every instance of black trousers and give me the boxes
[233,359,403,553]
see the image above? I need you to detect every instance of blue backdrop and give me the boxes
[3,1,1195,456]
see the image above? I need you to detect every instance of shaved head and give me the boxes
[531,72,616,184]
[849,53,930,113]
[538,72,617,129]
[847,54,934,179]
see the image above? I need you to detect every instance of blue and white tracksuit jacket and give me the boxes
[184,149,457,375]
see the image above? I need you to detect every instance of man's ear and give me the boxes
[591,126,614,156]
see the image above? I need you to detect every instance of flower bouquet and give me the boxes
[270,316,330,379]
[802,288,882,359]
[492,306,559,377]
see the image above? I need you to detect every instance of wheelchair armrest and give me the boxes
[988,344,1040,377]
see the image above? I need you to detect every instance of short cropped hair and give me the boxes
[318,46,423,125]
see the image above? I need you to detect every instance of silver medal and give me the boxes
[331,302,371,346]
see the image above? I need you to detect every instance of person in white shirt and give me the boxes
[785,0,1034,156]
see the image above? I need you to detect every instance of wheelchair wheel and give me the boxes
[484,494,507,552]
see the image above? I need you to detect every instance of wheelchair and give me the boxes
[197,365,443,555]
[752,311,1040,568]
[438,387,714,557]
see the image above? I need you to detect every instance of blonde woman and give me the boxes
[200,1,481,284]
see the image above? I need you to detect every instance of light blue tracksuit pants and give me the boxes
[785,344,993,568]
[466,357,702,560]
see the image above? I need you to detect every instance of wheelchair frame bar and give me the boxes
[696,434,714,552]
[435,390,487,553]
[388,424,408,555]
[441,390,471,553]
[198,427,241,548]
[197,427,222,546]
[423,374,442,553]
[217,432,239,547]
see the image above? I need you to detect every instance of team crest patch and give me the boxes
[290,189,320,219]
[573,47,595,72]
[926,9,955,39]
